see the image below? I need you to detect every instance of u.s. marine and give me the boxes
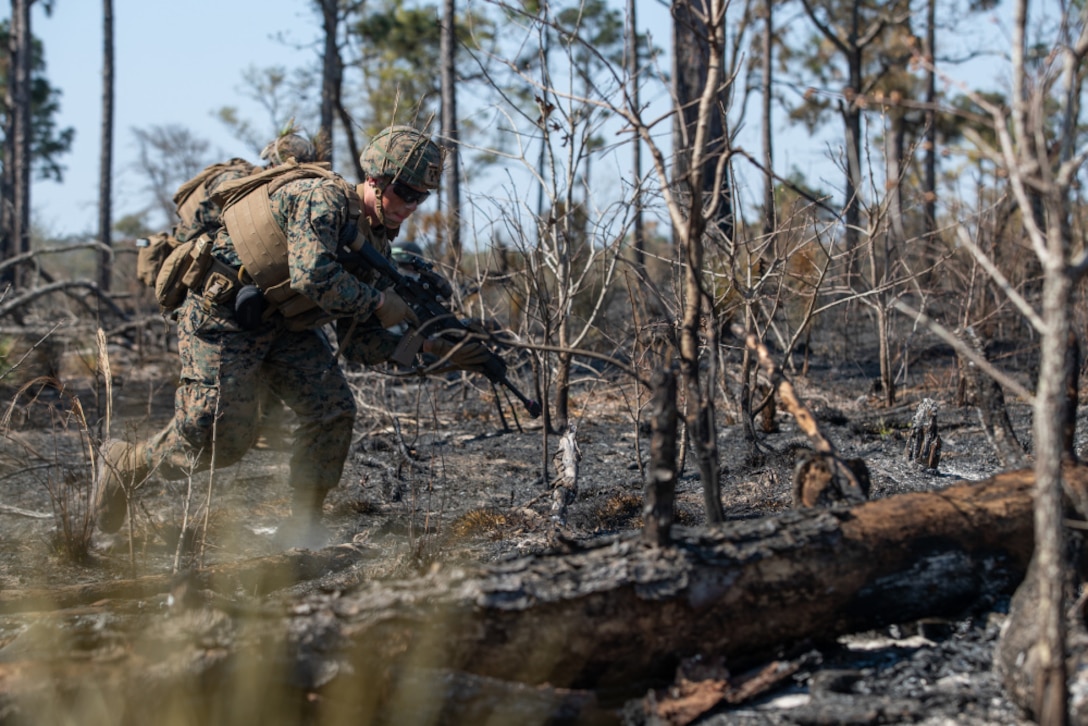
[97,125,489,547]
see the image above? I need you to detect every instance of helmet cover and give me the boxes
[260,133,318,165]
[359,126,444,190]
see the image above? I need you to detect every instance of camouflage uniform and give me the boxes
[98,126,443,541]
[141,177,401,511]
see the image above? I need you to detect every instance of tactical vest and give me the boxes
[215,160,383,331]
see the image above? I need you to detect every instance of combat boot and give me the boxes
[94,440,149,533]
[273,489,331,550]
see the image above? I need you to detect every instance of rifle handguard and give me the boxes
[347,241,542,418]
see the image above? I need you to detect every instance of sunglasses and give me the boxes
[390,180,431,205]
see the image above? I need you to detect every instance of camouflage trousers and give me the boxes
[141,294,356,501]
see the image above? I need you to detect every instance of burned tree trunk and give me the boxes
[996,332,1086,724]
[0,465,1079,724]
[1062,329,1080,461]
[643,366,678,546]
[994,545,1087,725]
[959,327,1028,468]
[549,423,580,532]
[906,397,942,470]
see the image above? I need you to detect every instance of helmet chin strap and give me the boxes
[364,178,389,227]
[374,188,388,227]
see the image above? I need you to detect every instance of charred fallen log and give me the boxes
[329,468,1044,692]
[0,546,370,614]
[0,465,1078,724]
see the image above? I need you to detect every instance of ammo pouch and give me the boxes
[136,232,178,288]
[154,235,241,313]
[155,238,200,311]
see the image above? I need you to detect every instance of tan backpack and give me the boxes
[134,159,256,294]
[173,158,255,231]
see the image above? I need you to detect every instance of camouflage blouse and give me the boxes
[212,175,402,364]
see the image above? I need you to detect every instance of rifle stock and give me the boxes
[348,242,541,419]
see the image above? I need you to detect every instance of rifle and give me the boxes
[344,241,542,419]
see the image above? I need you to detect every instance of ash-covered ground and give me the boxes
[0,337,1055,724]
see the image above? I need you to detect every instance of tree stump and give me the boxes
[905,397,942,470]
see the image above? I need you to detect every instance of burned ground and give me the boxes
[0,328,1051,725]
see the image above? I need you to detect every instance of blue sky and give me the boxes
[21,0,684,241]
[24,0,319,238]
[14,0,1013,242]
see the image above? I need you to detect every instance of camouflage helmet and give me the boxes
[360,126,444,190]
[260,133,318,166]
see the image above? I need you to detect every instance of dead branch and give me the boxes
[0,503,51,519]
[0,242,112,277]
[0,280,129,322]
[638,656,804,726]
[957,327,1028,469]
[745,334,871,507]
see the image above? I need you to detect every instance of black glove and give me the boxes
[427,337,492,371]
[234,285,267,330]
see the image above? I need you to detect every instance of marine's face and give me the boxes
[364,177,426,229]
